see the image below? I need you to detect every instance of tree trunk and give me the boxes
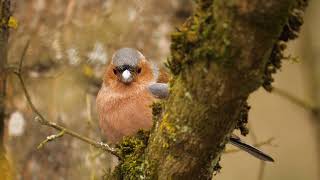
[143,0,297,179]
[0,0,11,179]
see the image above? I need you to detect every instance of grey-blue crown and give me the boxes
[112,48,144,67]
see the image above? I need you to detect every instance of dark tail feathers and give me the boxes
[229,136,274,162]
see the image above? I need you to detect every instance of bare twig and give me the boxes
[18,37,31,71]
[37,130,66,149]
[273,87,319,115]
[13,39,120,159]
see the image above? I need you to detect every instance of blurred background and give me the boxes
[3,0,319,179]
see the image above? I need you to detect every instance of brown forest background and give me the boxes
[3,0,320,179]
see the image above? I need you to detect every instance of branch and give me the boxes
[13,40,120,159]
[37,130,66,149]
[272,86,319,115]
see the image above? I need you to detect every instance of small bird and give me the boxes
[96,48,274,162]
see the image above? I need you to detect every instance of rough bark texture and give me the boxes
[0,0,11,179]
[143,0,296,179]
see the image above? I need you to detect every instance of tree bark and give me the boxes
[0,0,11,179]
[143,0,297,179]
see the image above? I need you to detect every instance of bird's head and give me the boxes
[103,48,158,89]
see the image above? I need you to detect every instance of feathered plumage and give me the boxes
[97,48,274,162]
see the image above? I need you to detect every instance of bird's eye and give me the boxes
[137,67,142,74]
[113,69,117,75]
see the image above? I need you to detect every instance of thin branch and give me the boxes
[18,37,31,72]
[272,87,318,115]
[37,130,66,149]
[13,40,120,159]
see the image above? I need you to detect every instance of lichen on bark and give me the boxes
[111,0,307,179]
[145,0,297,179]
[110,130,150,180]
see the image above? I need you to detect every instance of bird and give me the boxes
[96,47,274,162]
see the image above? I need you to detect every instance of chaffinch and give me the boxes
[96,48,274,162]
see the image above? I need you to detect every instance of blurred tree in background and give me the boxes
[1,0,12,179]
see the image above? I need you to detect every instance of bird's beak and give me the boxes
[121,69,133,84]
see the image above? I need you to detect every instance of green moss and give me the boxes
[107,0,308,178]
[111,130,150,180]
[167,0,237,78]
[151,102,163,121]
[212,157,222,175]
[159,113,177,143]
[186,31,199,43]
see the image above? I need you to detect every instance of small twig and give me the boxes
[16,70,119,158]
[13,39,120,159]
[224,137,275,154]
[18,37,31,72]
[37,130,66,149]
[273,87,318,115]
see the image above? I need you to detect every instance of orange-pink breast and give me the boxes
[96,85,154,143]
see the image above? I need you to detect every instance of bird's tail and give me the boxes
[229,135,274,162]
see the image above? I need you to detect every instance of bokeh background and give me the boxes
[3,0,319,179]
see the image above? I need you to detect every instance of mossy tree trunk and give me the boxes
[0,0,11,179]
[143,0,298,179]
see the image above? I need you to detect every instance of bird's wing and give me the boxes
[148,83,169,99]
[229,134,274,162]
